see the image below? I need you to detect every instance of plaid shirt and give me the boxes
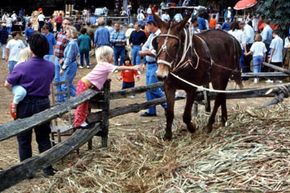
[54,32,69,58]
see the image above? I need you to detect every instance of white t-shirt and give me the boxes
[270,36,284,63]
[228,29,246,49]
[250,41,267,57]
[284,37,290,48]
[38,14,45,22]
[6,39,26,62]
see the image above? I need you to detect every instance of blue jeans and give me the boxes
[239,49,246,73]
[80,50,90,67]
[145,63,167,114]
[17,96,52,162]
[8,60,17,73]
[12,85,27,104]
[131,45,141,65]
[122,81,135,89]
[60,62,77,102]
[252,56,263,73]
[44,55,62,103]
[113,46,125,66]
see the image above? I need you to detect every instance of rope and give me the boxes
[170,72,290,94]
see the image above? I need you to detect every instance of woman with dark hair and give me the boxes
[4,33,56,178]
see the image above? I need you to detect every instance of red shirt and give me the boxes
[120,66,138,83]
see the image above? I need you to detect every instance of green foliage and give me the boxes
[256,0,290,36]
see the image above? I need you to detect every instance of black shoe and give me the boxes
[140,112,157,117]
[43,166,57,177]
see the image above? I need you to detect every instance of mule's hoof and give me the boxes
[163,133,172,141]
[187,123,196,133]
[206,126,213,133]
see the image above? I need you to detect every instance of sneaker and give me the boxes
[79,66,84,69]
[253,78,259,84]
[86,65,90,69]
[275,80,283,83]
[265,79,273,83]
[80,121,88,127]
[10,103,17,119]
[129,95,135,98]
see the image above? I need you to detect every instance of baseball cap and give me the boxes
[146,15,156,24]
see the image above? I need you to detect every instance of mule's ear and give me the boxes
[152,12,169,29]
[175,14,191,31]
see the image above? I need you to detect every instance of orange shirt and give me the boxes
[209,18,217,29]
[120,67,138,83]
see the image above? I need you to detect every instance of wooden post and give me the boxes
[101,80,111,148]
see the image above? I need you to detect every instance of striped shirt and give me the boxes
[54,32,69,58]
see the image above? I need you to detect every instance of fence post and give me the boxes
[101,80,111,147]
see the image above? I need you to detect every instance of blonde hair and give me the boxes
[18,47,32,64]
[95,46,114,63]
[255,33,262,42]
[66,26,78,39]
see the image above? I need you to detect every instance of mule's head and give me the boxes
[152,13,191,80]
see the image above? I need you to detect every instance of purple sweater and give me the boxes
[7,57,55,97]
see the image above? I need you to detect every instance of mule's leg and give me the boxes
[206,94,221,133]
[183,90,197,133]
[164,85,176,140]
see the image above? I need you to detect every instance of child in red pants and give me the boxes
[74,46,140,128]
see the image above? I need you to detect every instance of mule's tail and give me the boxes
[231,37,244,89]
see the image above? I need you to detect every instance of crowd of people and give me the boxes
[1,2,290,179]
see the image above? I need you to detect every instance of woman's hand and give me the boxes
[60,68,64,75]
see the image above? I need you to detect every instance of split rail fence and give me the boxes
[0,62,290,191]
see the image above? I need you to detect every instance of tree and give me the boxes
[256,0,290,37]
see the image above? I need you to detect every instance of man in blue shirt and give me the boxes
[94,17,111,48]
[24,22,34,42]
[41,24,56,55]
[110,22,126,66]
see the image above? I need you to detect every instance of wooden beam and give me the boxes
[242,72,289,78]
[263,62,290,75]
[0,123,101,192]
[0,89,101,142]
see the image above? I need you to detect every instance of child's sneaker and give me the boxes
[10,103,17,119]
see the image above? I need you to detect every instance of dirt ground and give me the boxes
[0,54,290,192]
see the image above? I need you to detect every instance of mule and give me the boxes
[152,14,243,140]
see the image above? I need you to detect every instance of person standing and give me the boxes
[269,31,284,68]
[129,22,147,65]
[245,34,267,83]
[94,17,111,48]
[284,32,290,69]
[24,22,35,42]
[55,13,63,32]
[110,22,126,66]
[37,11,45,32]
[4,33,56,178]
[54,18,71,60]
[59,26,79,101]
[139,15,167,117]
[78,27,91,68]
[261,20,273,52]
[243,21,255,73]
[0,24,9,60]
[41,24,56,55]
[5,31,26,73]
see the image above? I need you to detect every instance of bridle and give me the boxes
[155,26,181,68]
[155,25,202,72]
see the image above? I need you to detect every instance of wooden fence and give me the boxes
[0,66,290,191]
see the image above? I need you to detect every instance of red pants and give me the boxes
[73,80,90,127]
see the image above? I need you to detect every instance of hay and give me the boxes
[22,105,290,192]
